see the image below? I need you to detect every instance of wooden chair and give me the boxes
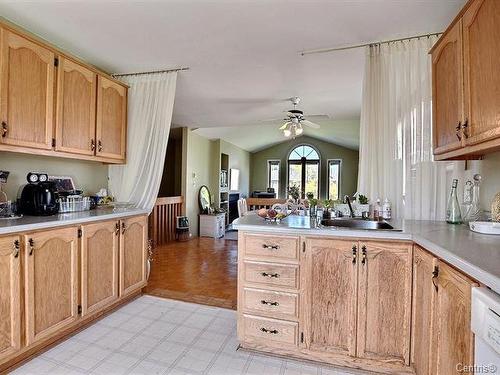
[237,198,248,218]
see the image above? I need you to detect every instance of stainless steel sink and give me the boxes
[320,218,400,231]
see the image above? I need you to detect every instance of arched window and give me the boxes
[288,145,320,199]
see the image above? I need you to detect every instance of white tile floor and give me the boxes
[12,296,371,375]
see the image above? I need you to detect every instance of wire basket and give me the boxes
[59,196,91,213]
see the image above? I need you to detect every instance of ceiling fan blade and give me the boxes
[301,120,320,129]
[279,122,291,130]
[306,115,330,120]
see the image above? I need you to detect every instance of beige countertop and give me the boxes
[233,214,500,294]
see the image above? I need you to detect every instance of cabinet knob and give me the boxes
[361,245,367,265]
[261,272,279,278]
[13,240,20,258]
[115,222,120,235]
[98,140,103,152]
[1,121,7,138]
[262,244,280,250]
[432,265,439,292]
[91,139,96,151]
[28,238,34,256]
[260,327,279,335]
[121,222,126,234]
[261,300,279,306]
[461,119,469,139]
[456,121,462,141]
[352,245,357,264]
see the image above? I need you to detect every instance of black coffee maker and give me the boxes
[18,173,59,216]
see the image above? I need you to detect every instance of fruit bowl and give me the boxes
[257,208,288,222]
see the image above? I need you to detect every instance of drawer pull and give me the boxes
[262,244,280,250]
[260,327,279,335]
[261,300,279,306]
[28,238,34,256]
[261,272,280,278]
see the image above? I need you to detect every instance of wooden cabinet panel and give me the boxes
[432,21,464,155]
[302,238,357,357]
[24,227,78,345]
[0,236,21,362]
[430,261,476,374]
[81,220,119,316]
[243,234,299,261]
[356,241,412,366]
[0,29,54,150]
[411,246,437,375]
[242,314,298,347]
[96,75,126,160]
[119,216,147,296]
[463,0,500,146]
[243,261,299,290]
[242,287,298,320]
[55,57,97,155]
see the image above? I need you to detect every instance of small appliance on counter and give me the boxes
[17,172,59,216]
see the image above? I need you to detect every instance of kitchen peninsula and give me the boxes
[233,214,500,374]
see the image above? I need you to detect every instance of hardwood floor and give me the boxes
[143,237,238,309]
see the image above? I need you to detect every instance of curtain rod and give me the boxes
[299,32,442,56]
[112,67,189,78]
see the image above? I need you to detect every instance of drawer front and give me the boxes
[244,261,299,289]
[242,314,298,346]
[244,234,299,261]
[243,288,298,320]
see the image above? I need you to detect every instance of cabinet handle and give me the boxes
[262,244,280,250]
[260,327,279,335]
[115,222,120,235]
[432,265,439,292]
[261,300,279,306]
[461,119,469,139]
[1,121,7,137]
[261,272,279,278]
[91,139,96,151]
[456,121,462,141]
[352,245,357,264]
[361,245,367,265]
[98,140,103,152]
[13,240,20,258]
[121,222,126,234]
[28,238,34,256]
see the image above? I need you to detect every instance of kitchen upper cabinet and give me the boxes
[462,0,500,146]
[356,241,412,366]
[96,75,127,161]
[81,220,119,316]
[55,57,97,155]
[430,261,476,374]
[411,246,437,375]
[0,29,54,150]
[24,227,78,346]
[119,216,147,296]
[431,21,464,155]
[302,238,357,357]
[0,236,21,362]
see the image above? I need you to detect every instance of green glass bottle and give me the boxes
[446,179,463,224]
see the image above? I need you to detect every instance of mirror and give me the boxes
[198,185,212,213]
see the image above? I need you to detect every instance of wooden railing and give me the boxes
[246,198,287,211]
[149,196,184,247]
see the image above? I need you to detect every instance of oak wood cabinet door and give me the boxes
[55,57,97,155]
[356,241,412,366]
[430,261,476,374]
[24,227,78,346]
[81,220,119,316]
[301,238,358,357]
[432,21,464,155]
[0,29,54,150]
[462,0,500,146]
[119,216,147,296]
[96,75,127,160]
[411,246,437,375]
[0,236,21,362]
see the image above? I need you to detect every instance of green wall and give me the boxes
[250,136,359,200]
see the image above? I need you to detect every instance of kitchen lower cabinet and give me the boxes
[356,241,412,366]
[81,220,119,316]
[24,227,79,345]
[0,235,21,362]
[119,216,148,296]
[302,238,357,357]
[411,246,436,375]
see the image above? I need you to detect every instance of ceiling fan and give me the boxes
[276,97,323,138]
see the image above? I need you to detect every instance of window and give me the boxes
[327,159,341,201]
[267,160,280,197]
[287,145,320,199]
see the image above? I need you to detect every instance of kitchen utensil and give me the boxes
[469,221,500,235]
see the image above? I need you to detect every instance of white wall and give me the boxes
[0,151,108,199]
[220,139,251,198]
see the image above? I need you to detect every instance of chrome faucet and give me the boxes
[344,195,355,218]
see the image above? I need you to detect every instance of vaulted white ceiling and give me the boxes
[0,0,465,150]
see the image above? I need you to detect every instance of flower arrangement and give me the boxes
[288,185,301,201]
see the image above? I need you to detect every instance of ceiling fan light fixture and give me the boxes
[283,128,292,137]
[295,126,303,136]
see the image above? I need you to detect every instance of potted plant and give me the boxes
[322,199,333,219]
[288,185,301,203]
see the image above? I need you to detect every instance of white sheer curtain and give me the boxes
[357,36,451,220]
[109,71,177,212]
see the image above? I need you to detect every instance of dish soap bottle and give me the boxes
[373,198,382,220]
[446,179,463,224]
[382,198,392,220]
